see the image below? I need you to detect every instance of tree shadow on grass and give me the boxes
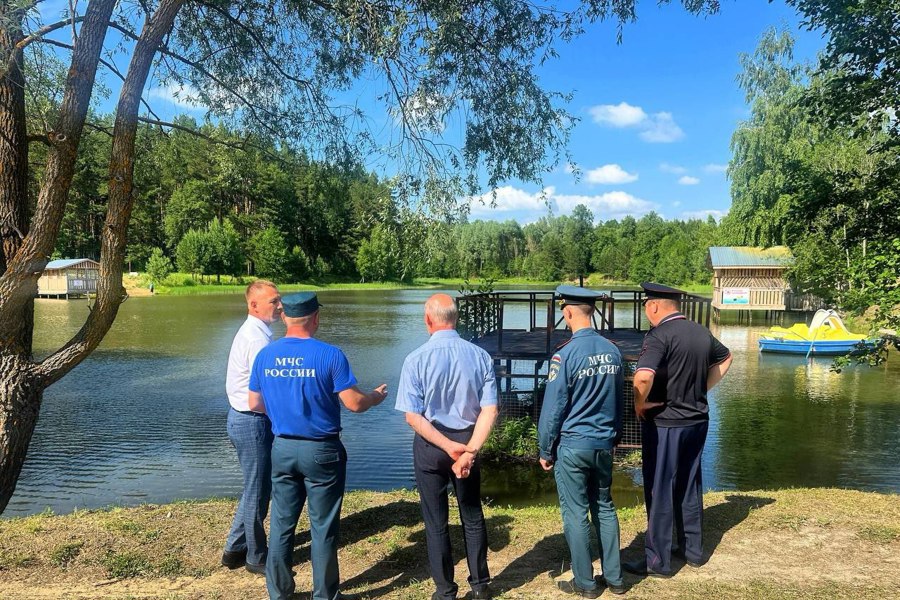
[338,513,514,599]
[290,499,423,561]
[490,531,571,593]
[621,493,776,582]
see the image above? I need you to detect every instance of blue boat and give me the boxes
[758,337,877,356]
[758,309,879,356]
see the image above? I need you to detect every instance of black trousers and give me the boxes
[414,431,490,599]
[641,420,708,574]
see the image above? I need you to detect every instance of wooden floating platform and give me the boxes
[471,327,646,362]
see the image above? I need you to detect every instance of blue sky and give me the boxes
[464,0,827,225]
[37,0,826,226]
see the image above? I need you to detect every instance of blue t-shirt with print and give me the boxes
[249,337,357,438]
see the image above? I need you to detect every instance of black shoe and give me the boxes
[596,576,626,595]
[221,549,246,569]
[557,579,601,599]
[673,548,705,569]
[622,559,672,579]
[245,561,266,575]
[471,585,493,600]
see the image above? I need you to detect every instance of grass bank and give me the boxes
[125,273,713,297]
[1,488,897,599]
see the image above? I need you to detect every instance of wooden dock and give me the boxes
[457,287,712,449]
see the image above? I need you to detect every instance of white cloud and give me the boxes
[589,102,684,143]
[147,84,204,109]
[554,191,657,220]
[703,163,729,173]
[469,186,658,222]
[672,200,682,208]
[681,209,727,221]
[678,175,700,185]
[585,164,638,185]
[659,162,688,175]
[589,102,647,127]
[468,186,551,215]
[639,112,684,143]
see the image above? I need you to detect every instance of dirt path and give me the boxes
[1,489,897,599]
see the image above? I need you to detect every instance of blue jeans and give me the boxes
[267,436,347,600]
[554,445,622,589]
[225,408,274,566]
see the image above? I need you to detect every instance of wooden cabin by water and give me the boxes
[709,246,792,314]
[38,259,100,298]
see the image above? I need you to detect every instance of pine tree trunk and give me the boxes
[0,356,41,512]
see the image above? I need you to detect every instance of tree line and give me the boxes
[51,117,720,287]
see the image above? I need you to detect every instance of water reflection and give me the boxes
[5,292,899,516]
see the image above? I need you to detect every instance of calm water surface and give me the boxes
[5,290,898,516]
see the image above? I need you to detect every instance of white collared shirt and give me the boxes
[226,315,273,411]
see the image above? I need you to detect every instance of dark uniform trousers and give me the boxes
[641,420,708,574]
[266,436,346,600]
[414,429,491,600]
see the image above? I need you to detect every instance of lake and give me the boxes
[5,289,898,516]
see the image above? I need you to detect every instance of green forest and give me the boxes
[46,118,720,287]
[39,7,899,338]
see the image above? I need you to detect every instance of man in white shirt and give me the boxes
[222,280,282,574]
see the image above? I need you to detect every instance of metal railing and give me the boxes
[457,288,711,355]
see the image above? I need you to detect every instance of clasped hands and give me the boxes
[447,442,478,479]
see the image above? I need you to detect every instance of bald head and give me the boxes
[424,294,458,333]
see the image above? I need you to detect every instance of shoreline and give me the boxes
[1,488,897,599]
[123,274,714,297]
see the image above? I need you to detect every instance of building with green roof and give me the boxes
[708,246,793,312]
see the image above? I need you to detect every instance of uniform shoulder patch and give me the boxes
[548,360,561,383]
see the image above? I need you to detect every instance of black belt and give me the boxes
[432,422,475,434]
[232,408,268,417]
[277,434,340,442]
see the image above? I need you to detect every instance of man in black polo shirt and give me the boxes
[624,283,732,578]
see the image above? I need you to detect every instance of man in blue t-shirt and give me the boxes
[249,292,387,600]
[538,286,625,598]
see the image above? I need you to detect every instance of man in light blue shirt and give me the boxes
[396,293,499,600]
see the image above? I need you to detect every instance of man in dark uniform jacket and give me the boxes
[538,286,625,598]
[624,283,732,578]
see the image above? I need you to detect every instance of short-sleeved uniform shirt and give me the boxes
[635,313,731,427]
[538,328,624,461]
[249,337,358,438]
[394,329,497,430]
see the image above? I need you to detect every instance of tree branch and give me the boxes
[38,38,164,124]
[0,0,118,349]
[25,133,50,145]
[196,1,311,88]
[14,15,85,52]
[136,116,293,167]
[106,20,284,134]
[37,0,186,386]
